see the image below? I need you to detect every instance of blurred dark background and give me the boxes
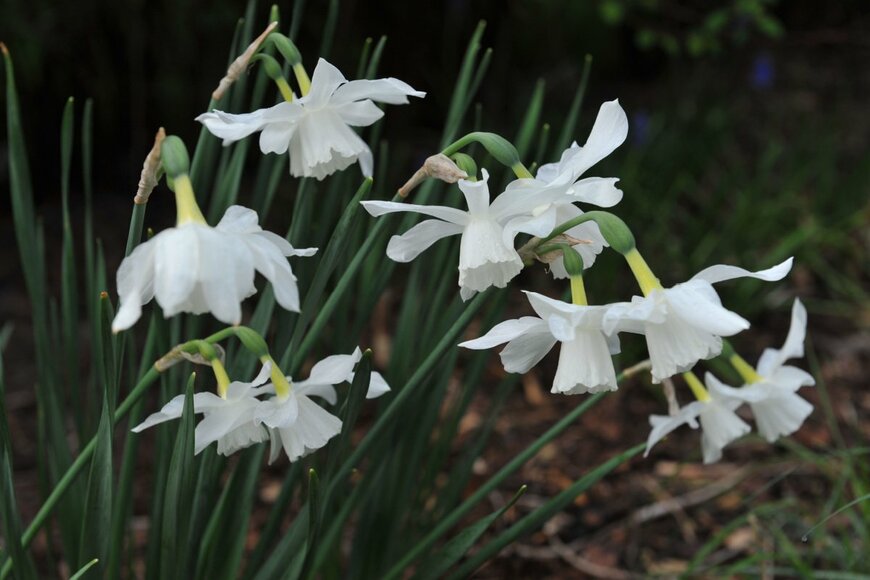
[2,1,870,576]
[1,0,868,209]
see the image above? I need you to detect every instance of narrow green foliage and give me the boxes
[514,79,545,161]
[554,54,593,154]
[318,0,340,59]
[364,36,387,80]
[385,390,607,578]
[60,97,82,435]
[413,486,527,580]
[69,559,99,580]
[448,444,645,578]
[124,203,147,256]
[442,20,487,147]
[99,293,118,413]
[160,375,197,579]
[285,178,373,373]
[0,356,39,580]
[684,501,793,577]
[327,351,372,474]
[77,398,113,574]
[195,446,264,580]
[299,469,322,578]
[245,463,304,575]
[355,37,373,79]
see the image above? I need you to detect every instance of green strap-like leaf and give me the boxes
[413,486,526,580]
[554,54,592,155]
[447,444,645,579]
[69,558,99,580]
[0,355,38,580]
[160,375,197,579]
[284,178,373,373]
[76,398,114,575]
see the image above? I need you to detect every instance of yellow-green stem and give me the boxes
[510,162,534,179]
[212,359,232,398]
[570,275,588,306]
[173,174,207,225]
[730,353,763,384]
[624,248,662,296]
[264,355,292,398]
[275,77,295,102]
[683,371,711,402]
[293,62,311,95]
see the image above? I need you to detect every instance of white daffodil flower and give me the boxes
[131,364,275,456]
[256,348,391,463]
[603,258,794,383]
[508,99,628,277]
[196,58,425,180]
[362,169,578,300]
[460,291,620,394]
[112,205,316,331]
[645,373,750,464]
[724,299,815,442]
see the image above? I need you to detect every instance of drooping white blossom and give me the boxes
[645,373,750,464]
[196,58,425,180]
[361,100,629,298]
[460,291,620,394]
[131,349,390,461]
[507,99,629,276]
[362,170,579,300]
[131,364,275,456]
[724,299,815,442]
[112,205,316,331]
[603,258,794,383]
[256,348,391,463]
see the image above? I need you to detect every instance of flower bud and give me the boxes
[268,32,303,66]
[467,132,521,168]
[234,326,269,358]
[450,153,477,180]
[160,136,191,179]
[585,211,635,255]
[561,246,585,277]
[252,53,284,81]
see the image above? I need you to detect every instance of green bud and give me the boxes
[268,32,302,65]
[160,135,191,179]
[251,53,285,81]
[195,340,220,361]
[585,211,636,255]
[561,246,585,277]
[472,132,520,167]
[234,326,269,358]
[442,132,521,168]
[450,153,478,180]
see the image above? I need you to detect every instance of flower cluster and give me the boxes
[360,98,814,464]
[645,299,814,462]
[113,25,413,461]
[112,20,814,468]
[133,348,390,461]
